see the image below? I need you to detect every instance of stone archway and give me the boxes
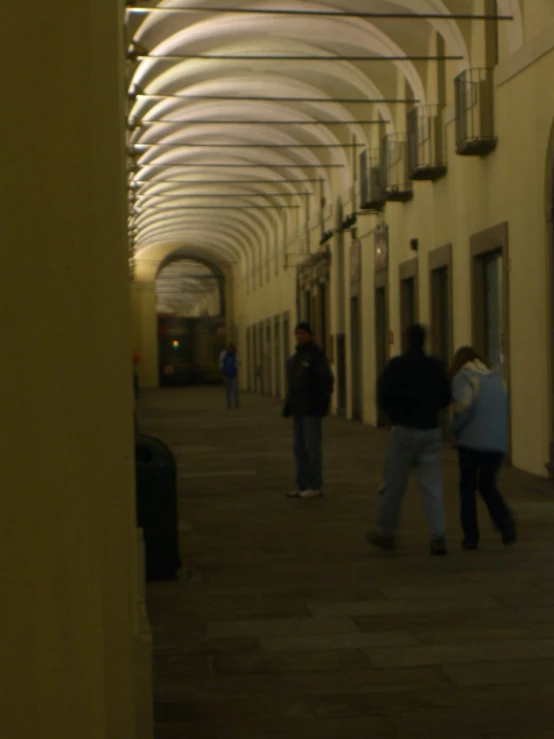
[156,252,227,319]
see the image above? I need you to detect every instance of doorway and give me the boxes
[335,222,347,417]
[304,289,312,325]
[471,227,509,382]
[274,316,281,398]
[265,320,272,395]
[430,243,453,362]
[319,281,328,354]
[431,267,451,363]
[375,274,389,427]
[246,326,252,392]
[399,258,419,335]
[401,278,416,329]
[258,322,264,394]
[471,222,510,456]
[253,325,259,394]
[429,244,453,436]
[283,311,291,391]
[350,295,363,421]
[482,252,504,370]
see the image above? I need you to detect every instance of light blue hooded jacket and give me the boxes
[450,360,509,454]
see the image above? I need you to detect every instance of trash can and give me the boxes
[135,434,181,581]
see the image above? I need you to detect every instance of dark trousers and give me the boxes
[458,447,512,544]
[292,416,322,491]
[224,377,239,408]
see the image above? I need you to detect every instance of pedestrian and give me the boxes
[219,342,240,409]
[283,322,334,499]
[449,346,516,549]
[368,324,452,555]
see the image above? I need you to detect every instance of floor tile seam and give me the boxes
[211,653,372,677]
[362,642,554,667]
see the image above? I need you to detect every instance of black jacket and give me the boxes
[283,341,334,418]
[378,350,451,430]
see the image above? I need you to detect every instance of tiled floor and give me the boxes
[138,387,554,739]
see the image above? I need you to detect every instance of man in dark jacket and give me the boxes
[368,324,451,555]
[283,322,334,499]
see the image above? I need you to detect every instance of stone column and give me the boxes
[0,2,149,738]
[132,282,160,389]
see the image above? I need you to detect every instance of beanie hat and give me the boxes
[295,321,313,335]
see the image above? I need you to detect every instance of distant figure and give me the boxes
[219,342,240,409]
[368,324,451,555]
[450,346,516,549]
[283,322,334,499]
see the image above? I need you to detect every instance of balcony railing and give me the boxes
[407,105,447,181]
[454,67,497,156]
[358,148,386,211]
[380,133,413,202]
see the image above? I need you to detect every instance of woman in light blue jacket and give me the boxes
[449,347,516,550]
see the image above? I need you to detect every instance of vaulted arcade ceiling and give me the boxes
[126,0,523,286]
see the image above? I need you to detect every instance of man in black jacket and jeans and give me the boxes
[368,324,451,555]
[283,322,334,499]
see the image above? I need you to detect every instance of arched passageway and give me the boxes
[6,2,554,739]
[124,0,552,478]
[155,258,228,386]
[156,258,223,317]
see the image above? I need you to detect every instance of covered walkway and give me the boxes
[140,388,554,739]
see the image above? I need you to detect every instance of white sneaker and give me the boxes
[286,490,303,498]
[299,489,323,499]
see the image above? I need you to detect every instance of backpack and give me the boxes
[221,351,238,379]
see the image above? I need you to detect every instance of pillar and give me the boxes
[0,2,148,738]
[132,282,160,388]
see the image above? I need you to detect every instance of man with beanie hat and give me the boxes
[283,321,334,499]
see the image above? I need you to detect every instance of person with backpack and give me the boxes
[449,346,516,549]
[219,342,240,409]
[283,322,334,499]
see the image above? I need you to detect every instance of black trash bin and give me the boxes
[135,434,181,581]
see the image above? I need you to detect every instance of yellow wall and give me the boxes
[232,23,554,478]
[0,2,149,738]
[522,1,554,42]
[130,5,554,479]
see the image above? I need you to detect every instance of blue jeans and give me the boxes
[377,426,445,540]
[224,376,239,408]
[293,416,322,491]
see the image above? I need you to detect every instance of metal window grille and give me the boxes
[454,68,497,156]
[407,105,447,180]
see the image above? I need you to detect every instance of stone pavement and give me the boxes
[137,387,554,739]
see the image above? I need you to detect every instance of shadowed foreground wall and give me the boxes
[0,2,147,737]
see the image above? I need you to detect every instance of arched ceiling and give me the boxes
[127,0,523,273]
[156,258,222,315]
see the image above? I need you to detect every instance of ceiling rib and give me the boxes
[129,92,418,103]
[126,0,484,296]
[134,53,463,61]
[133,119,387,126]
[130,143,364,149]
[129,163,345,169]
[125,5,513,21]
